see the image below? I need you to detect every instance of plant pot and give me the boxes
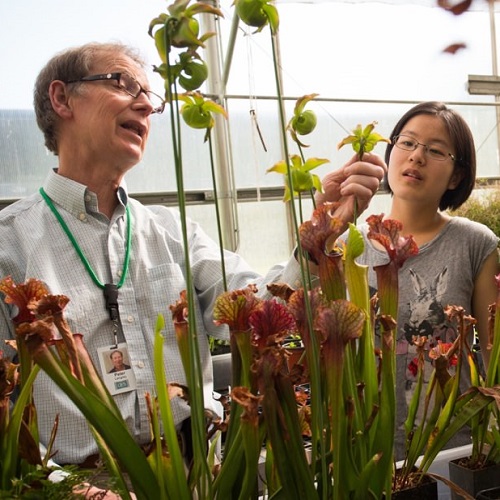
[449,457,500,500]
[477,487,500,499]
[386,469,438,499]
[391,473,438,500]
[212,352,232,393]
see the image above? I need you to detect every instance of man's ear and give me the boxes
[49,80,74,119]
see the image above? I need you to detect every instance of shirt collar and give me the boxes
[42,169,129,218]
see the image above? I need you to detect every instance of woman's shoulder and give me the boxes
[442,217,499,264]
[447,215,498,241]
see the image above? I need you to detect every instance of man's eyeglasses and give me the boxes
[392,134,455,162]
[65,72,165,114]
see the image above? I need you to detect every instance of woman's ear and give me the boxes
[48,80,73,119]
[448,167,464,190]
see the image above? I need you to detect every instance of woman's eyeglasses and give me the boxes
[393,134,455,162]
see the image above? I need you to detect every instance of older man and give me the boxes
[0,42,386,468]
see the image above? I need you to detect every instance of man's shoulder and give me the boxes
[0,194,42,224]
[129,199,176,217]
[129,200,184,228]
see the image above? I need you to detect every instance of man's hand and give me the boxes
[74,483,137,499]
[315,153,387,217]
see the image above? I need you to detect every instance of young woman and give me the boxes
[355,101,499,458]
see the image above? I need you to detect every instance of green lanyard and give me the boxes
[39,187,132,342]
[39,187,131,289]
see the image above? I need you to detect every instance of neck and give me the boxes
[57,165,122,219]
[387,199,449,245]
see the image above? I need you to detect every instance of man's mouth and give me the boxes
[121,121,146,138]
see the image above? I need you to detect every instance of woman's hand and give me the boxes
[315,153,387,217]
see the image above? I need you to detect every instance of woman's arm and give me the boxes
[472,248,499,370]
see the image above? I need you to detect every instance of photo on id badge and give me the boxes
[98,342,137,395]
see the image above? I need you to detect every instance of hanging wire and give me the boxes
[476,121,500,154]
[245,25,268,203]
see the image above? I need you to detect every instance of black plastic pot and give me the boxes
[392,476,438,500]
[449,458,500,500]
[476,487,500,499]
[388,471,438,500]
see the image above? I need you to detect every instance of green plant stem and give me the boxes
[269,30,327,489]
[1,365,39,489]
[222,332,244,453]
[14,336,39,452]
[262,365,317,499]
[487,286,500,386]
[212,426,246,497]
[237,419,264,499]
[153,317,191,499]
[221,328,252,468]
[343,226,378,425]
[164,26,211,496]
[371,263,398,497]
[207,130,228,291]
[467,351,487,464]
[297,192,304,225]
[328,351,346,499]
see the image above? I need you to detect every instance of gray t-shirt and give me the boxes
[354,216,498,458]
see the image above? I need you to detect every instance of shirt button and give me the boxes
[127,315,134,323]
[135,361,145,369]
[78,212,87,222]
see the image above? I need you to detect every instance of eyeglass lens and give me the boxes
[394,135,449,161]
[119,74,164,113]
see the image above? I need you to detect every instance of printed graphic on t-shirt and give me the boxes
[402,267,456,347]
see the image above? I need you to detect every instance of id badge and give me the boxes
[98,342,137,395]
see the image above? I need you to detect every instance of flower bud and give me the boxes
[181,105,212,129]
[179,59,208,91]
[235,0,268,28]
[170,17,201,48]
[291,170,314,192]
[291,110,317,136]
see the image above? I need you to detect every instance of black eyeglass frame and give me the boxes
[65,72,165,114]
[392,134,456,162]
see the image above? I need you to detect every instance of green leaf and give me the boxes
[345,223,365,260]
[153,317,191,499]
[31,351,160,498]
[267,160,288,175]
[153,26,168,64]
[263,3,279,33]
[421,390,495,472]
[302,157,329,172]
[1,365,40,489]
